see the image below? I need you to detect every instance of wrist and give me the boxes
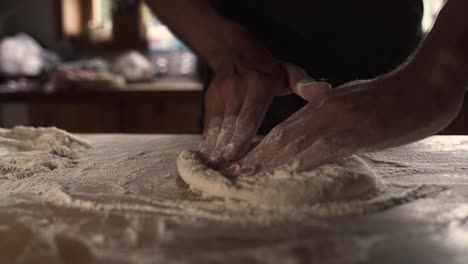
[204,24,275,73]
[209,44,276,75]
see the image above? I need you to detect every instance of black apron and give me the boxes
[202,0,423,133]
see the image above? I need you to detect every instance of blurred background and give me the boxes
[0,0,466,134]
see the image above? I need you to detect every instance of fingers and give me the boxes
[200,80,225,157]
[230,126,359,176]
[207,76,247,164]
[295,81,332,101]
[284,63,332,101]
[202,63,332,168]
[200,117,222,157]
[262,135,307,171]
[284,63,313,88]
[226,133,331,176]
[208,115,236,164]
[221,92,273,163]
[225,108,314,176]
[203,74,255,166]
[224,101,334,176]
[283,138,335,172]
[220,114,258,162]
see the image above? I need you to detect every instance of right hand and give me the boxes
[199,59,331,168]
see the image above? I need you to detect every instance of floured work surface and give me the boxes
[0,131,467,264]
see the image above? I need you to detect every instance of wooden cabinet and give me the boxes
[0,86,203,133]
[29,102,122,133]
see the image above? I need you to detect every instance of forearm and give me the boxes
[331,0,468,152]
[145,0,272,70]
[407,0,468,97]
[381,0,468,140]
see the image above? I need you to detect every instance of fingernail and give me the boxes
[319,81,332,90]
[224,164,239,175]
[240,166,255,176]
[297,84,308,97]
[297,80,315,96]
[297,79,316,87]
[297,81,332,97]
[222,143,235,160]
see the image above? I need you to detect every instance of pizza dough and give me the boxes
[177,151,381,207]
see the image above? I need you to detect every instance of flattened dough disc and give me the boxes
[177,151,380,207]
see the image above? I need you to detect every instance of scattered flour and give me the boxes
[0,131,447,222]
[0,133,463,263]
[0,126,91,159]
[0,126,90,180]
[0,152,76,180]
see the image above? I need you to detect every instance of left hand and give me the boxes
[200,62,330,168]
[224,68,463,176]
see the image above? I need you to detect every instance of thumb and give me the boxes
[285,63,332,101]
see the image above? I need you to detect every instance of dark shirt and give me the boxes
[206,0,424,132]
[213,0,423,84]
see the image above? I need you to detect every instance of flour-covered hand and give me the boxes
[200,61,331,167]
[225,67,464,176]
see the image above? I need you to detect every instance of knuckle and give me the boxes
[268,125,286,142]
[225,100,242,114]
[239,105,266,123]
[206,118,222,131]
[204,88,219,104]
[235,121,257,140]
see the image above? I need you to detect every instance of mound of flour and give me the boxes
[0,126,90,179]
[177,151,381,207]
[0,126,91,159]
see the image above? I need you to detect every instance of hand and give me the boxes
[199,59,331,168]
[225,68,463,176]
